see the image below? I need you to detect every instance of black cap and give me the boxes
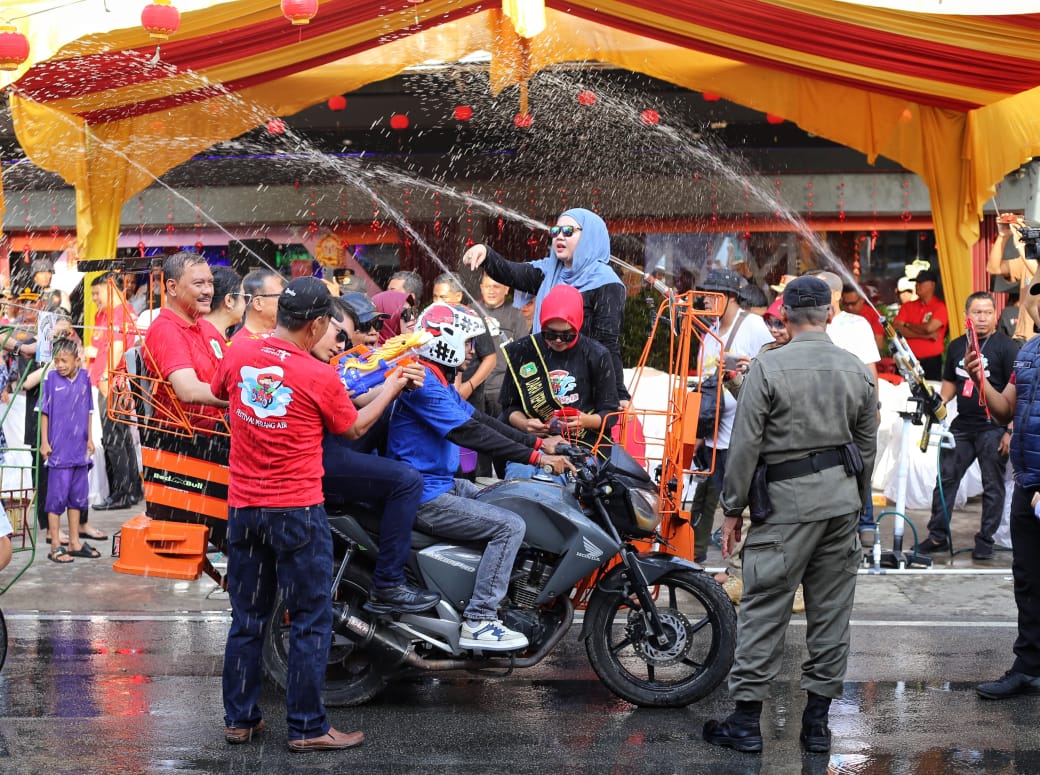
[915,269,938,284]
[698,269,745,296]
[339,290,386,324]
[279,277,332,320]
[782,276,832,309]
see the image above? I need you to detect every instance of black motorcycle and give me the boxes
[262,444,736,708]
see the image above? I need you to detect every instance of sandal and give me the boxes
[79,529,108,541]
[48,546,74,563]
[67,542,101,559]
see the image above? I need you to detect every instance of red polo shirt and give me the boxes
[143,308,226,427]
[894,297,948,360]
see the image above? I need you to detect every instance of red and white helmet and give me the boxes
[416,302,486,367]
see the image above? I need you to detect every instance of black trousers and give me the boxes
[100,410,143,504]
[927,425,1006,551]
[1011,485,1040,676]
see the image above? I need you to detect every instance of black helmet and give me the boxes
[338,291,385,324]
[698,269,745,296]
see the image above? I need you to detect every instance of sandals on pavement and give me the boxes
[79,529,108,541]
[48,546,74,563]
[67,542,101,559]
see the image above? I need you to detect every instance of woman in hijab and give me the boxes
[462,208,628,403]
[372,290,414,345]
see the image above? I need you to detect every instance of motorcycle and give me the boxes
[262,444,737,708]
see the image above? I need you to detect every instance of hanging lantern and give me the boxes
[137,241,147,256]
[765,113,784,125]
[577,90,597,106]
[513,113,533,129]
[640,109,659,126]
[389,113,409,130]
[281,0,318,25]
[141,0,181,41]
[0,25,29,71]
[702,92,721,102]
[453,105,473,121]
[266,118,286,135]
[327,95,347,111]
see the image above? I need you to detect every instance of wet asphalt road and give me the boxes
[0,504,1033,774]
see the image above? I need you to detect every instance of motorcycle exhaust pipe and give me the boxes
[333,604,413,669]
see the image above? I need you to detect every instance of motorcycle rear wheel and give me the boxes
[262,568,388,707]
[585,568,736,707]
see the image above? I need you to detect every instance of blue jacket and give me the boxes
[1011,336,1040,488]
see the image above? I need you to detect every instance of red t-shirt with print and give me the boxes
[211,334,357,508]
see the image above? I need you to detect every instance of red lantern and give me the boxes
[195,241,204,252]
[765,113,784,125]
[0,26,29,71]
[141,0,181,41]
[453,105,473,121]
[266,118,286,135]
[577,90,597,106]
[702,92,721,102]
[640,109,659,126]
[281,0,318,25]
[327,95,347,111]
[389,114,409,130]
[513,113,533,128]
[137,241,147,256]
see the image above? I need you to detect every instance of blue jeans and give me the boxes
[222,503,333,741]
[416,479,525,621]
[323,436,422,589]
[504,460,569,486]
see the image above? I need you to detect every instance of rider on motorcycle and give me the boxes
[387,302,573,651]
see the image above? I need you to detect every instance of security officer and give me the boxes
[702,275,877,754]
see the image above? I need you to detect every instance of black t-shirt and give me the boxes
[943,332,1019,432]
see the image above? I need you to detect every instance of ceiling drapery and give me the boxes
[3,0,1040,334]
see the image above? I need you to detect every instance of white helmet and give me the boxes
[416,302,486,368]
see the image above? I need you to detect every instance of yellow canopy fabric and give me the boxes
[4,0,1040,336]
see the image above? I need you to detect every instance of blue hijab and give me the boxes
[514,208,624,333]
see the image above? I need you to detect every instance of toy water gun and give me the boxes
[332,330,432,397]
[964,317,991,421]
[883,320,947,451]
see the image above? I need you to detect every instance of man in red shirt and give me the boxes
[892,269,948,380]
[213,277,408,752]
[88,272,144,511]
[143,252,228,430]
[230,268,285,342]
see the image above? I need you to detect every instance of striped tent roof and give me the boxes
[4,0,1040,325]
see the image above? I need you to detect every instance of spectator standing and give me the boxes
[704,276,877,754]
[40,338,99,563]
[212,277,363,752]
[968,285,1040,698]
[88,273,143,512]
[386,270,424,303]
[231,268,285,342]
[917,292,1018,559]
[840,284,886,353]
[203,266,245,343]
[462,208,630,405]
[987,214,1037,343]
[892,269,948,380]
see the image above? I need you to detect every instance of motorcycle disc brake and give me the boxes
[627,608,694,666]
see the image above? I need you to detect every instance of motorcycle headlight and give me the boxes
[626,487,661,535]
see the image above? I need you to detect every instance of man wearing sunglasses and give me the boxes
[231,268,285,342]
[339,291,388,349]
[499,285,619,481]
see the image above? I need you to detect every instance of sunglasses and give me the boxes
[542,329,577,343]
[358,319,383,334]
[549,225,582,238]
[400,307,420,322]
[765,318,786,330]
[335,329,349,344]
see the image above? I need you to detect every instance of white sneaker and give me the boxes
[459,619,529,651]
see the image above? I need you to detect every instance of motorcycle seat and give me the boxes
[327,506,482,551]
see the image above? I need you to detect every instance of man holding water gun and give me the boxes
[918,292,1018,559]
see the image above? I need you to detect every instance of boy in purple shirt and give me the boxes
[40,338,97,563]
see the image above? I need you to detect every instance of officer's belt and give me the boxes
[766,448,845,483]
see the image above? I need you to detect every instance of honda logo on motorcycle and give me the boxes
[577,536,603,561]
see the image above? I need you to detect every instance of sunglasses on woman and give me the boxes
[357,319,383,334]
[542,329,577,343]
[549,225,582,239]
[400,307,420,322]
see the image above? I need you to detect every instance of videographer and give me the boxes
[987,214,1038,343]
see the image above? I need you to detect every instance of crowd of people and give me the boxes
[2,207,1036,756]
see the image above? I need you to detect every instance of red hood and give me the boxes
[540,285,583,348]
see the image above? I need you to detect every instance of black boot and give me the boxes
[703,700,763,753]
[800,692,832,753]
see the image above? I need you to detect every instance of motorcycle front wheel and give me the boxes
[585,568,736,707]
[261,568,388,707]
